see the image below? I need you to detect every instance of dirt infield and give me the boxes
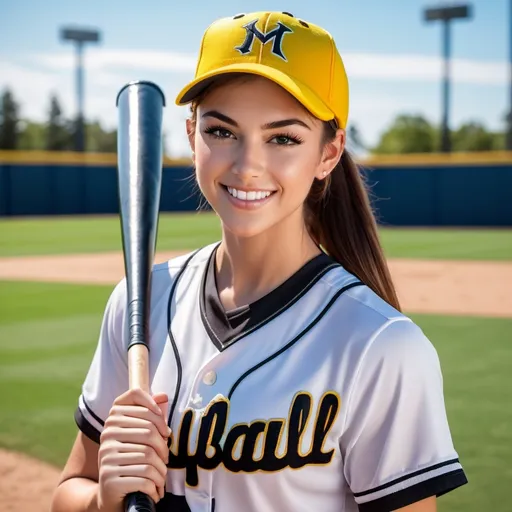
[1,251,511,511]
[0,448,61,511]
[0,251,511,317]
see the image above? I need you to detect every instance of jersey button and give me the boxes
[203,370,217,386]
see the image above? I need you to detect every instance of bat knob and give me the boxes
[125,491,156,512]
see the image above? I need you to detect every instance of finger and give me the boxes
[102,448,168,478]
[101,428,169,461]
[153,392,169,407]
[115,442,169,463]
[108,476,161,504]
[106,408,170,438]
[153,393,169,425]
[113,464,166,491]
[113,388,162,416]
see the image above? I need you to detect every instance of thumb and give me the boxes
[153,392,169,423]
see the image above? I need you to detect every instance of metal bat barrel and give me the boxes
[116,80,166,512]
[116,80,165,353]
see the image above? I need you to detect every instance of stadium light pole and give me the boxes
[423,4,472,153]
[60,27,101,152]
[507,0,512,150]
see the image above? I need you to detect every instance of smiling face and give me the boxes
[187,75,343,241]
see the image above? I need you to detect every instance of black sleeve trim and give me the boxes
[82,396,105,427]
[358,469,468,512]
[354,458,459,497]
[74,407,101,444]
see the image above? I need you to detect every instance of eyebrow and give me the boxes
[201,110,311,130]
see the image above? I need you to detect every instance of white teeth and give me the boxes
[227,187,272,201]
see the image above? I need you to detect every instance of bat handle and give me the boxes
[124,347,158,511]
[125,491,156,512]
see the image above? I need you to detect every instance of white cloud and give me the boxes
[35,49,197,73]
[33,48,509,86]
[343,53,507,85]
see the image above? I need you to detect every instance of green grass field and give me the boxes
[1,215,511,512]
[0,213,511,260]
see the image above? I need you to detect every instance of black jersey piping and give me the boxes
[166,249,202,428]
[227,280,364,400]
[74,407,101,444]
[358,469,467,512]
[201,259,341,352]
[353,458,461,497]
[82,396,105,427]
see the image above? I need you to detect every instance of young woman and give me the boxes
[51,11,467,512]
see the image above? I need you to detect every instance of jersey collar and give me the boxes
[200,244,339,351]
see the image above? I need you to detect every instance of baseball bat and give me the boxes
[116,80,166,512]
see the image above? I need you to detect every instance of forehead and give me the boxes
[197,75,320,125]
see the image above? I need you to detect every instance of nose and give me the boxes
[231,137,264,179]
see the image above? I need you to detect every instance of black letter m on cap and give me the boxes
[236,20,293,61]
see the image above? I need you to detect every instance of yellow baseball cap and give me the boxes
[175,11,350,129]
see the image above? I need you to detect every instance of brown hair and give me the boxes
[306,123,401,310]
[189,74,401,311]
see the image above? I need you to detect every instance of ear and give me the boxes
[186,118,196,163]
[317,129,346,180]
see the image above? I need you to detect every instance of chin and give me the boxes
[220,217,275,240]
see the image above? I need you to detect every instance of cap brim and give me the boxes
[175,63,335,123]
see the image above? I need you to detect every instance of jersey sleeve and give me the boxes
[74,279,129,444]
[341,318,467,512]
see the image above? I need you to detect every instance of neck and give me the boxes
[215,209,322,310]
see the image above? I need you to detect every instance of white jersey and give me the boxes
[75,243,467,512]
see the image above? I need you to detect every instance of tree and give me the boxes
[86,120,117,153]
[0,88,21,149]
[18,121,46,150]
[451,122,496,152]
[491,131,505,150]
[46,94,71,150]
[373,114,436,154]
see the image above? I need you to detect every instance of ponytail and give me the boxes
[305,125,401,311]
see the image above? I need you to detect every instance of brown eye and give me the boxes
[204,126,234,139]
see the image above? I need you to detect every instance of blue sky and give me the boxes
[0,0,508,155]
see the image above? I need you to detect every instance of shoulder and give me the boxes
[319,265,438,366]
[162,242,218,273]
[105,242,219,323]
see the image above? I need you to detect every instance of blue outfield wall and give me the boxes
[0,163,200,216]
[0,151,511,226]
[364,163,512,227]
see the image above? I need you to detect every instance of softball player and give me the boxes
[52,11,467,512]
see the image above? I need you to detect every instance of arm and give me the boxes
[51,433,102,512]
[52,281,169,512]
[396,497,436,512]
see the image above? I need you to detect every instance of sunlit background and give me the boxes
[0,2,511,512]
[1,0,510,156]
